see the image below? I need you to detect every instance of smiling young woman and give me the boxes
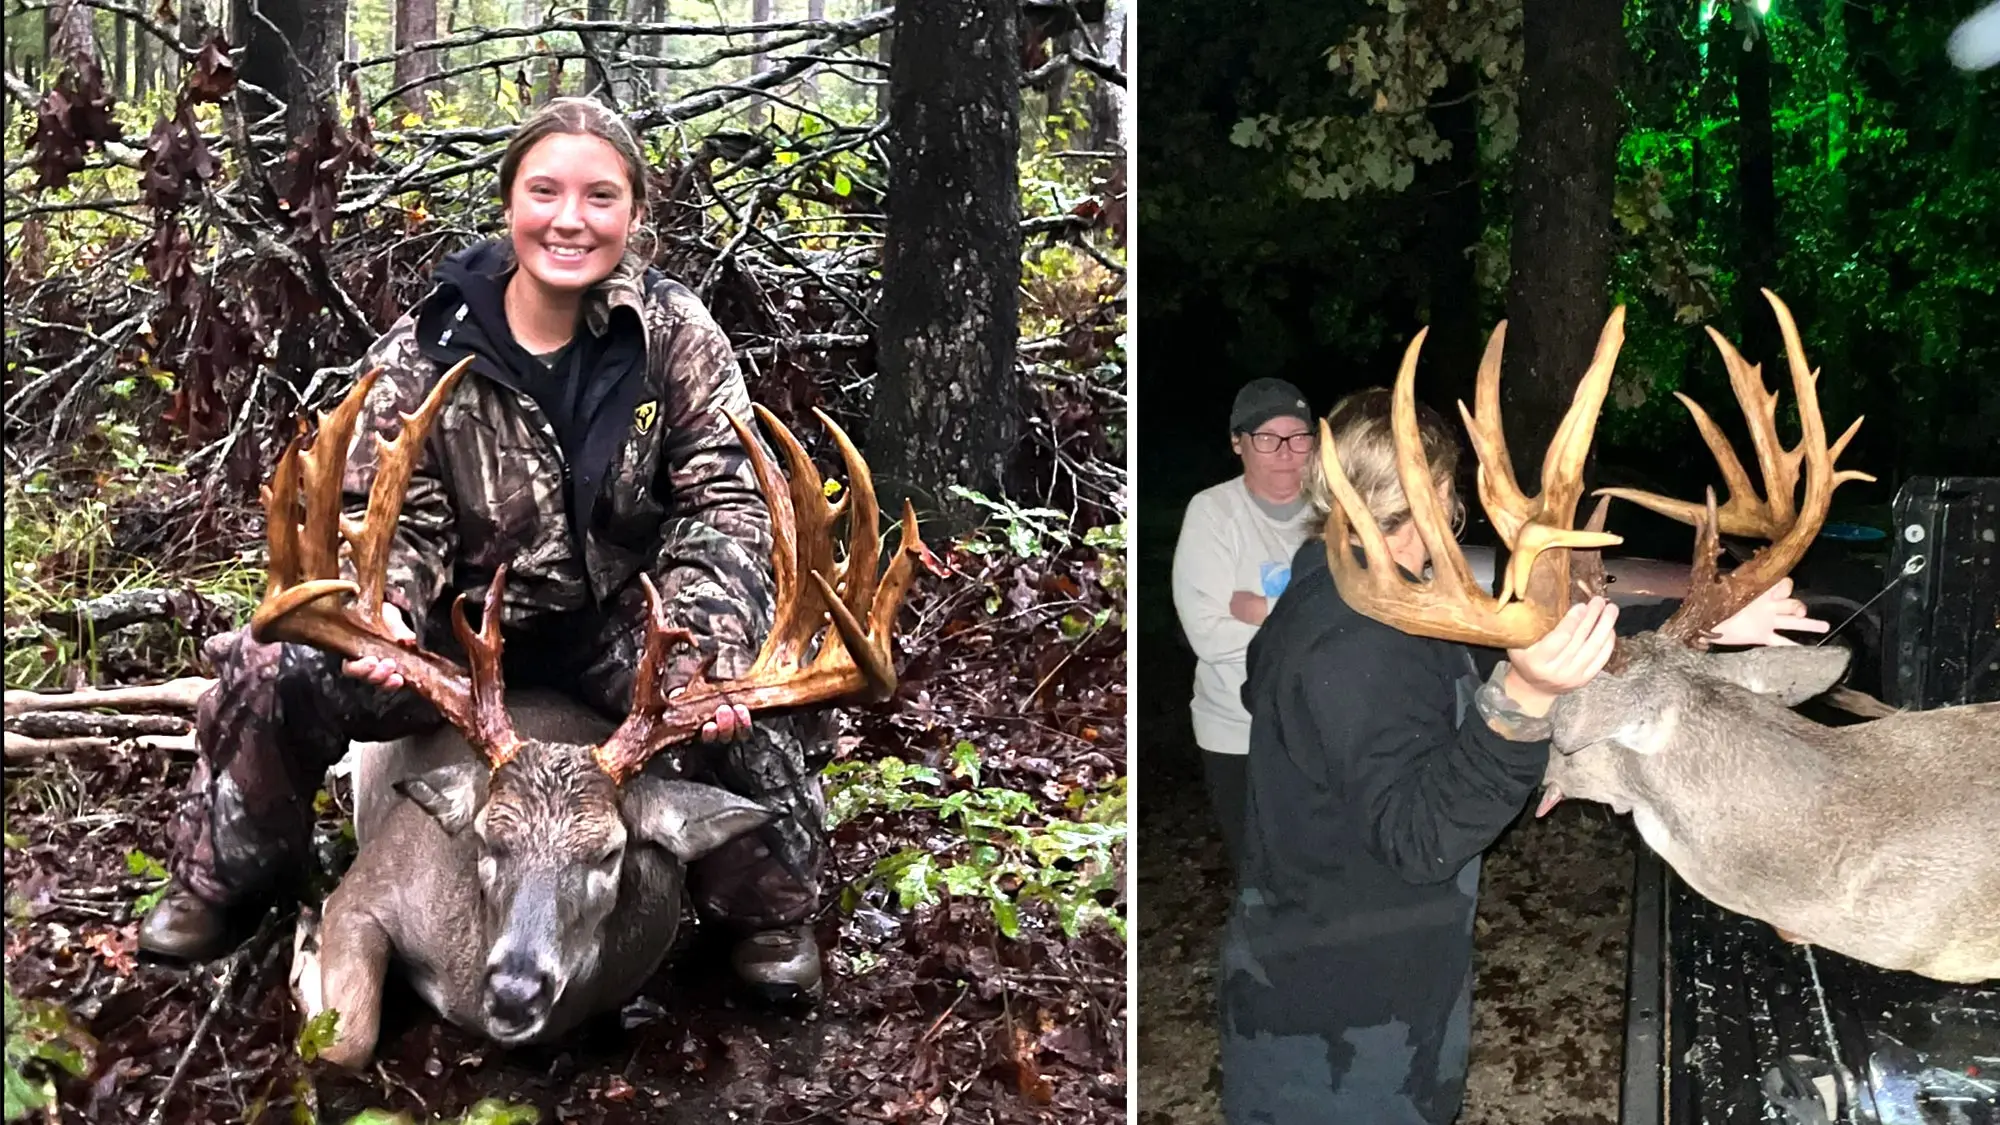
[497,115,648,353]
[141,96,834,1007]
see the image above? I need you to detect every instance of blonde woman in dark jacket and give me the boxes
[1220,388,1822,1124]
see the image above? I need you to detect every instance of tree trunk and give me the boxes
[874,25,892,117]
[803,0,824,96]
[748,0,771,127]
[870,0,1023,531]
[1419,62,1483,419]
[1088,0,1128,152]
[1733,4,1779,367]
[1502,0,1624,473]
[115,13,128,99]
[394,0,440,113]
[233,0,348,137]
[133,19,151,97]
[180,0,206,49]
[632,0,663,97]
[581,0,610,100]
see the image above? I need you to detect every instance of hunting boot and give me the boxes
[137,883,230,961]
[731,924,823,1005]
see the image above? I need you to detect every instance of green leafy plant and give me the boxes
[946,486,1079,559]
[125,848,171,915]
[826,750,1126,940]
[343,1099,541,1125]
[4,981,94,1122]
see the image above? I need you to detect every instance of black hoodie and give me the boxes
[414,239,652,546]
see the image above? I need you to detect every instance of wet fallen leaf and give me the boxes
[1011,1026,1052,1104]
[82,925,137,977]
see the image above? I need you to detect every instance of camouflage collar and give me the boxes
[480,238,649,338]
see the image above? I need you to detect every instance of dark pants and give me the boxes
[168,590,826,934]
[1202,749,1248,872]
[1218,858,1483,1125]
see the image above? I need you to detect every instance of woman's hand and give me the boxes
[1707,577,1830,646]
[1502,596,1621,717]
[341,602,416,692]
[1229,590,1269,626]
[700,702,753,744]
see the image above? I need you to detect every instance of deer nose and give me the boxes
[484,965,551,1023]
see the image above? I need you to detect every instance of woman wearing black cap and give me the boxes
[1169,376,1318,867]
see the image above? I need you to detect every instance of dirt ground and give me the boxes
[2,539,1128,1125]
[1134,608,1640,1125]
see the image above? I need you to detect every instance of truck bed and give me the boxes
[1621,850,2000,1125]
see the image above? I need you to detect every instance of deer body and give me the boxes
[1546,636,2000,983]
[295,690,774,1068]
[260,364,928,1068]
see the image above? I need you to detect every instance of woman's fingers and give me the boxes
[697,702,753,743]
[1573,601,1619,682]
[1780,610,1830,633]
[1552,597,1610,671]
[342,655,406,692]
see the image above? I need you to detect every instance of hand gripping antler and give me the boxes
[251,357,526,767]
[592,405,932,782]
[1594,290,1875,645]
[1322,310,1626,649]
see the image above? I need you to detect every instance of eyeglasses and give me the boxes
[1244,430,1317,455]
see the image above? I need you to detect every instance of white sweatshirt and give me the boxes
[1170,477,1316,755]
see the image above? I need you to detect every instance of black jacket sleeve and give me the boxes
[1297,625,1548,886]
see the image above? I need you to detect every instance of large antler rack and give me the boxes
[1594,289,1875,646]
[252,358,526,768]
[1321,309,1627,649]
[592,405,933,783]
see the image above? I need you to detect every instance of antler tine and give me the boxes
[1321,319,1624,651]
[1630,290,1877,646]
[592,410,930,783]
[1394,333,1482,601]
[252,362,523,767]
[723,407,799,643]
[814,407,882,619]
[1460,322,1531,544]
[348,356,477,617]
[1597,330,1790,538]
[1570,495,1612,604]
[755,405,839,666]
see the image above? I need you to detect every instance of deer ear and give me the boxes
[621,777,776,862]
[394,762,487,835]
[1702,646,1851,706]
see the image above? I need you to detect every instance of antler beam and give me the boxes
[251,358,525,767]
[1322,311,1626,649]
[592,406,932,783]
[1595,290,1874,645]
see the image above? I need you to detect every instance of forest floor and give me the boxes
[2,529,1128,1125]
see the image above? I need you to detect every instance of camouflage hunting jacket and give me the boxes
[333,239,774,683]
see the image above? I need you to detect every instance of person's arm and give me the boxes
[1300,628,1548,885]
[643,285,776,689]
[1171,494,1261,664]
[337,325,459,644]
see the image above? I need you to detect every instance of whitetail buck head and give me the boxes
[1317,289,1870,702]
[255,358,932,1042]
[1540,289,1875,809]
[1319,294,2000,983]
